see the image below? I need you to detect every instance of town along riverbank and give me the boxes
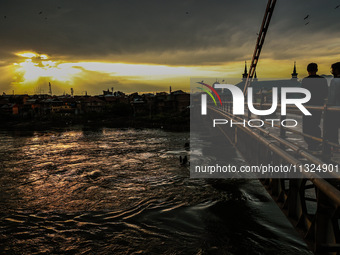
[0,110,190,132]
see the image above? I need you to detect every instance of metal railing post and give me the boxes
[248,105,251,120]
[280,114,286,138]
[260,90,264,122]
[287,179,303,220]
[314,189,337,254]
[322,101,331,160]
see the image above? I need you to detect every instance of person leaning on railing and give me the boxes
[301,63,328,151]
[327,62,340,150]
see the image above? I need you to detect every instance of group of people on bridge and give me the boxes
[302,62,340,151]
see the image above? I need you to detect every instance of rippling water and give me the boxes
[0,128,312,254]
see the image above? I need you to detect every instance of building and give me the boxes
[235,62,301,98]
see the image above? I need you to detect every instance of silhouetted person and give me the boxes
[301,63,328,151]
[179,155,188,165]
[326,62,340,147]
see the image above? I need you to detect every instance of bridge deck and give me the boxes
[207,106,340,254]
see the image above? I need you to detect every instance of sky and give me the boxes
[0,0,340,95]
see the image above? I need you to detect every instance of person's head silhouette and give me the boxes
[307,63,318,75]
[331,62,340,77]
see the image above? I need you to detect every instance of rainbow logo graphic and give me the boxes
[196,82,222,106]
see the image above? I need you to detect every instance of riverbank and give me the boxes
[0,112,189,132]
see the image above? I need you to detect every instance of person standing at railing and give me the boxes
[301,63,328,151]
[327,62,340,148]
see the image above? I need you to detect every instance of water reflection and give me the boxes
[0,128,312,254]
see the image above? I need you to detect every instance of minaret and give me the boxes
[291,61,298,79]
[253,71,258,82]
[242,61,248,81]
[48,82,52,95]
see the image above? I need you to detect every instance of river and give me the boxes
[0,128,312,254]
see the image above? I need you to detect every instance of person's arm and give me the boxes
[301,78,306,89]
[328,80,335,105]
[323,78,328,103]
[335,79,340,106]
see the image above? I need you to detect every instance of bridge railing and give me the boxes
[208,106,340,254]
[216,99,340,160]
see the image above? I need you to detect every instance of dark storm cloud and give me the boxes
[0,0,263,64]
[262,0,340,60]
[0,0,339,65]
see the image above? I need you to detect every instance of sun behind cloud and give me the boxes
[10,51,235,95]
[14,52,81,83]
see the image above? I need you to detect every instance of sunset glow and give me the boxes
[0,0,339,95]
[10,51,235,94]
[14,55,81,83]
